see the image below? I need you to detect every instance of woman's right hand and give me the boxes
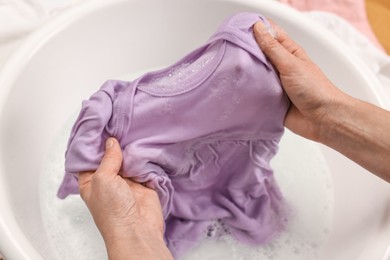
[253,20,390,181]
[254,21,348,142]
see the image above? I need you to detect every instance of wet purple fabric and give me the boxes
[58,13,289,258]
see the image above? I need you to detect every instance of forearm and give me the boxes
[253,20,390,180]
[104,227,173,260]
[319,93,390,181]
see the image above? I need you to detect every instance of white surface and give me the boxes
[304,10,390,101]
[0,0,85,70]
[0,0,389,259]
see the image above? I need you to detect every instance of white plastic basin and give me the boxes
[0,0,389,259]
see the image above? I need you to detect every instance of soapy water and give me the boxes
[40,120,333,260]
[39,69,334,259]
[183,130,334,260]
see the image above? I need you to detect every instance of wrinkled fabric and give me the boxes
[58,13,289,257]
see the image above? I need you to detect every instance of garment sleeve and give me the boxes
[57,82,118,199]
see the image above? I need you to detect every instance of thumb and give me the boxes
[254,20,310,63]
[96,137,123,176]
[254,21,294,70]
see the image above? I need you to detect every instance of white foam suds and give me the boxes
[40,119,334,260]
[182,130,334,260]
[40,115,107,260]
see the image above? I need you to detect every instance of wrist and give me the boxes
[316,90,353,145]
[103,222,161,247]
[103,224,173,260]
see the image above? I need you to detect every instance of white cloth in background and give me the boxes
[0,0,45,41]
[0,0,84,40]
[304,11,390,104]
[0,0,84,70]
[0,0,44,68]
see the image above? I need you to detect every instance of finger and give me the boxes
[78,171,93,200]
[267,20,309,61]
[124,177,149,189]
[254,20,310,73]
[254,21,296,71]
[96,137,123,177]
[79,171,93,186]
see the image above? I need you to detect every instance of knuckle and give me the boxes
[263,38,279,52]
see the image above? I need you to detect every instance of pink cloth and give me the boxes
[280,0,384,50]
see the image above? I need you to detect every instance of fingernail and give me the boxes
[255,21,277,39]
[106,138,114,149]
[254,21,268,36]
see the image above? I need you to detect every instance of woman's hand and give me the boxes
[79,137,173,260]
[254,21,347,142]
[253,20,390,181]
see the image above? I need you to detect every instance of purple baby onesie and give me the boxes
[58,13,290,258]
